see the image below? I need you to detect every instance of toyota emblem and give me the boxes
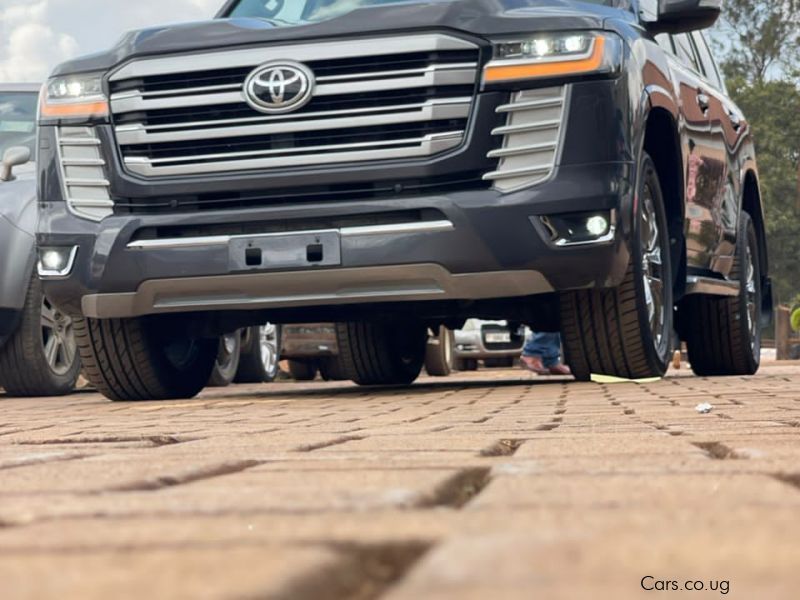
[244,61,315,114]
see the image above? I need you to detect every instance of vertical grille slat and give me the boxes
[108,34,480,178]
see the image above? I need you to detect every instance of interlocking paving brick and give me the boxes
[2,363,800,598]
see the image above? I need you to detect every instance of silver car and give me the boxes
[453,319,526,370]
[0,84,81,396]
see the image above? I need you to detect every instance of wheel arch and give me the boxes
[740,169,773,325]
[641,105,686,297]
[741,169,768,277]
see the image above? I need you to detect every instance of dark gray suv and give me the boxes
[36,0,771,400]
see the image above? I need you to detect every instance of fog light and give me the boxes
[38,246,78,277]
[586,215,609,237]
[537,210,615,247]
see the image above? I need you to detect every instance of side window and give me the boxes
[672,33,701,73]
[692,32,725,92]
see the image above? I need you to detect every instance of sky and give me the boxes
[0,0,221,82]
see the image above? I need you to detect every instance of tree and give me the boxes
[715,0,800,83]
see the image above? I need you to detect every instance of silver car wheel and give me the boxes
[259,323,279,377]
[40,297,77,376]
[640,186,666,351]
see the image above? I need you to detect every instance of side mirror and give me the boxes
[0,146,32,182]
[648,0,722,34]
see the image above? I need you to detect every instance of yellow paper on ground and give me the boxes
[590,374,661,384]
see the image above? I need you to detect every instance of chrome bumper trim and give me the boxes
[126,220,455,250]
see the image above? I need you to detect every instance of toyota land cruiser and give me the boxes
[36,0,772,400]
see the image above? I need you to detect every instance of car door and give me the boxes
[667,33,727,272]
[691,31,743,276]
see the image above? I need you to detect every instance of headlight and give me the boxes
[484,32,620,84]
[40,74,109,120]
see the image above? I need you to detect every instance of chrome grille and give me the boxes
[108,35,480,178]
[484,86,566,192]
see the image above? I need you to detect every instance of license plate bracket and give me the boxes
[229,231,341,272]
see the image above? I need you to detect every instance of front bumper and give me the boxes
[38,160,633,319]
[454,328,525,359]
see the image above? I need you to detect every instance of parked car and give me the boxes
[37,0,771,401]
[281,323,453,380]
[454,320,526,371]
[0,84,82,396]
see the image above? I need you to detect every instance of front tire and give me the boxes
[335,321,427,386]
[74,316,218,401]
[561,152,673,381]
[683,212,761,376]
[0,275,80,397]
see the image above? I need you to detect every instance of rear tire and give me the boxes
[0,274,80,397]
[335,321,427,386]
[288,360,318,381]
[319,357,346,381]
[683,212,761,376]
[560,152,673,381]
[208,331,241,387]
[484,357,515,368]
[424,326,454,377]
[74,316,217,401]
[454,358,479,371]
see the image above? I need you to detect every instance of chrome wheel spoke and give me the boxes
[259,323,278,373]
[44,334,60,368]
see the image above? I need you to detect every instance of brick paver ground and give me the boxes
[2,363,800,599]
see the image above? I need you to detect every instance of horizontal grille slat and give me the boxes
[115,99,471,145]
[484,87,567,192]
[110,34,480,179]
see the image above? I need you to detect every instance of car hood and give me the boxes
[52,0,632,76]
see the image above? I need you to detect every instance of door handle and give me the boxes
[697,92,710,112]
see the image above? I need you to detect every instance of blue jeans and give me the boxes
[523,332,562,368]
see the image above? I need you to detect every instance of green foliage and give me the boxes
[712,2,800,303]
[716,0,800,83]
[792,307,800,332]
[725,78,800,302]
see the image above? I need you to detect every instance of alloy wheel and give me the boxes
[40,297,77,376]
[259,323,279,377]
[744,242,759,352]
[640,183,666,351]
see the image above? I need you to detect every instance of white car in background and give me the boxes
[453,320,527,371]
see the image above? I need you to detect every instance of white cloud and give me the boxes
[0,0,79,82]
[0,0,221,83]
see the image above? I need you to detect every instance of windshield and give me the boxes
[226,0,626,25]
[0,92,37,159]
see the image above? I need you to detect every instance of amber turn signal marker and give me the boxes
[484,37,606,83]
[40,99,109,119]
